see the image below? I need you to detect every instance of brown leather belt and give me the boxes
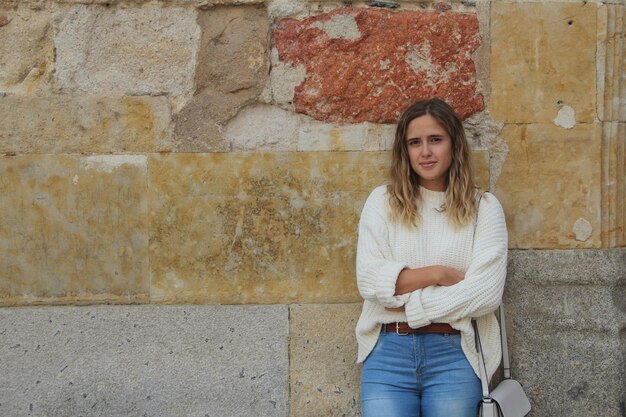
[381,322,460,335]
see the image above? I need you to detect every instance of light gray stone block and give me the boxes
[226,104,298,151]
[504,249,625,417]
[0,305,288,417]
[54,6,199,97]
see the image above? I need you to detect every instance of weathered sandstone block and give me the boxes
[597,4,626,122]
[289,303,361,417]
[149,151,490,305]
[0,95,171,154]
[0,155,149,306]
[173,5,270,152]
[0,8,53,93]
[148,152,389,305]
[601,121,625,247]
[273,8,484,123]
[54,6,199,96]
[494,123,602,249]
[490,2,597,124]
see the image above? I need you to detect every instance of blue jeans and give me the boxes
[361,331,481,417]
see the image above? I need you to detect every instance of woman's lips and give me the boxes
[419,161,436,168]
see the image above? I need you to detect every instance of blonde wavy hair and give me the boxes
[388,98,479,229]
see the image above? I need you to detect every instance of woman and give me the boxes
[356,98,508,417]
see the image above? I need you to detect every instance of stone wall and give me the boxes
[0,0,624,416]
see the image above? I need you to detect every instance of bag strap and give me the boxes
[473,305,513,390]
[471,190,492,398]
[499,304,511,379]
[471,190,513,393]
[472,318,492,399]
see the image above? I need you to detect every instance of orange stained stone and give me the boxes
[273,8,484,124]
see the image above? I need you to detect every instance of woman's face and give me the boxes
[405,114,453,192]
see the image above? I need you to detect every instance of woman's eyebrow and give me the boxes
[406,134,444,141]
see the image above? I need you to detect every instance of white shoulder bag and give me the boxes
[473,306,532,417]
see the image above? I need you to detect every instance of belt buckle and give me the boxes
[395,322,408,336]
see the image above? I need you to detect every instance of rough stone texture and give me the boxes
[0,155,149,306]
[148,152,389,305]
[473,2,491,111]
[490,3,597,124]
[195,5,269,96]
[0,95,171,154]
[505,249,625,417]
[601,122,625,247]
[494,123,602,249]
[0,8,53,94]
[267,0,309,21]
[1,0,265,5]
[173,5,269,152]
[273,8,484,123]
[172,90,234,152]
[289,304,361,417]
[268,49,307,108]
[472,150,489,191]
[224,104,395,152]
[463,112,507,191]
[226,104,298,151]
[0,305,289,417]
[54,6,199,97]
[296,118,392,152]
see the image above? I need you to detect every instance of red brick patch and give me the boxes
[273,8,484,123]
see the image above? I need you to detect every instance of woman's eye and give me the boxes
[431,137,442,143]
[408,140,420,146]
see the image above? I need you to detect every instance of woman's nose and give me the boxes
[420,144,432,157]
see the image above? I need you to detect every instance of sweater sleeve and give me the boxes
[356,187,409,308]
[404,193,508,328]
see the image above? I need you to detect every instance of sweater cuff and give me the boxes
[374,262,408,308]
[405,290,431,328]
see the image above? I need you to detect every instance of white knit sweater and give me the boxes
[355,185,508,379]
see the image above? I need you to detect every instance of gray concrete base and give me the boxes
[0,305,288,417]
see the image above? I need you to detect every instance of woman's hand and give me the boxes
[434,266,465,286]
[394,265,465,295]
